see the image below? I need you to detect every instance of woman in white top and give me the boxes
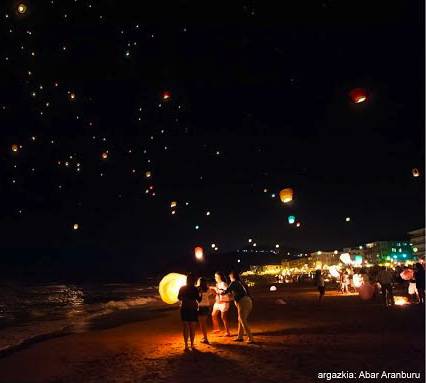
[211,272,232,336]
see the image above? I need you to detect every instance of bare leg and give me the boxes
[222,310,231,336]
[211,308,220,332]
[183,322,189,349]
[199,316,208,342]
[189,322,196,348]
[238,298,253,342]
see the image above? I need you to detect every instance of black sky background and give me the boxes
[0,0,424,278]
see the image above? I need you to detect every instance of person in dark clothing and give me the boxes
[178,274,201,350]
[414,263,425,304]
[314,269,325,303]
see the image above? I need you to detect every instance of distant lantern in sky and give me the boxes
[279,188,293,203]
[194,246,204,261]
[170,201,177,208]
[17,3,27,14]
[11,144,19,153]
[345,217,351,222]
[349,88,367,104]
[101,152,108,160]
[288,215,296,224]
[162,91,171,100]
[73,223,79,230]
[296,221,301,228]
[412,168,420,177]
[145,171,151,178]
[69,92,76,101]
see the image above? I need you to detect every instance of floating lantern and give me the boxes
[400,269,414,281]
[352,274,363,288]
[145,171,151,178]
[194,246,203,260]
[17,3,27,14]
[412,168,420,177]
[288,215,296,224]
[358,283,375,300]
[170,201,177,208]
[349,88,367,104]
[101,152,108,160]
[329,265,340,278]
[159,273,187,304]
[73,223,79,230]
[279,188,293,203]
[11,144,19,153]
[69,92,76,101]
[162,91,171,100]
[339,253,352,265]
[269,285,277,292]
[345,217,351,222]
[296,221,301,228]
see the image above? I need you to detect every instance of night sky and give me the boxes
[0,0,424,275]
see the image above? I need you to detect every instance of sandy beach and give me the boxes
[0,286,424,383]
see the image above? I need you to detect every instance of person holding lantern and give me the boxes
[178,274,201,351]
[211,272,232,337]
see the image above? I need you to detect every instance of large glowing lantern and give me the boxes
[329,265,340,279]
[359,283,375,300]
[412,168,420,178]
[11,144,19,153]
[400,268,414,281]
[17,3,28,14]
[349,88,367,104]
[352,274,363,288]
[394,296,409,306]
[340,253,352,265]
[159,273,187,304]
[279,188,293,203]
[194,246,204,260]
[288,215,296,224]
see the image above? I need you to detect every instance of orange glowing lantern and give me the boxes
[349,88,367,104]
[412,168,420,178]
[279,188,293,203]
[162,91,171,100]
[194,246,204,261]
[400,268,414,281]
[159,273,187,304]
[170,201,177,209]
[145,171,151,178]
[11,144,19,153]
[101,152,108,160]
[73,223,79,230]
[394,296,409,306]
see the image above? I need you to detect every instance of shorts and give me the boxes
[213,302,230,313]
[180,308,198,322]
[198,306,210,316]
[318,286,325,295]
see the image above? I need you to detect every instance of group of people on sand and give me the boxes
[177,271,254,350]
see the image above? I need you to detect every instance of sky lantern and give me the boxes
[11,144,19,153]
[288,215,296,224]
[162,91,171,100]
[349,88,367,104]
[17,3,28,14]
[279,188,293,203]
[340,253,352,265]
[352,274,363,288]
[412,168,420,177]
[329,265,340,279]
[69,92,76,101]
[194,246,204,261]
[159,273,187,304]
[400,268,414,281]
[170,201,177,208]
[101,152,108,160]
[73,223,79,230]
[145,171,151,178]
[345,217,351,222]
[296,221,301,228]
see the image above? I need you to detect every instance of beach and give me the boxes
[0,286,424,383]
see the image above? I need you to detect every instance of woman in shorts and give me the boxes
[197,277,213,344]
[211,272,232,336]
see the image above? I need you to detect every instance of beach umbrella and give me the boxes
[279,188,293,203]
[400,268,414,281]
[358,283,375,300]
[349,88,367,104]
[159,273,187,304]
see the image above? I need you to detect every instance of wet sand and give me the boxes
[0,286,424,383]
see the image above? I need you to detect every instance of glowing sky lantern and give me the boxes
[400,268,414,281]
[288,215,296,224]
[296,221,301,228]
[11,144,19,153]
[145,171,151,178]
[194,246,204,261]
[73,223,79,230]
[352,274,363,288]
[279,188,293,203]
[329,265,340,278]
[69,92,76,101]
[162,91,171,100]
[159,273,187,304]
[412,168,420,177]
[270,285,277,292]
[101,152,108,160]
[170,201,177,208]
[339,253,352,265]
[17,3,27,14]
[349,88,367,104]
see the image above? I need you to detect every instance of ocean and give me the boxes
[0,282,162,356]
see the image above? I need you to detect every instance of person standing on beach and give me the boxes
[211,272,232,336]
[220,271,254,344]
[178,274,201,350]
[197,277,213,344]
[414,263,425,304]
[314,269,325,303]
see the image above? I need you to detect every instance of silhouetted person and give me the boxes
[315,269,325,303]
[377,267,395,306]
[414,263,425,304]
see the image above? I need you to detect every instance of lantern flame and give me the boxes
[159,273,187,304]
[394,296,409,306]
